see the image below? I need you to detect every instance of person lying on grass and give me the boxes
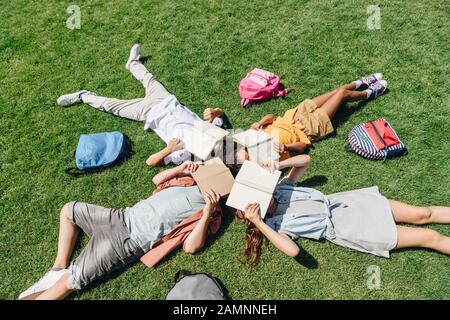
[57,43,225,167]
[236,156,450,265]
[18,161,222,300]
[208,74,388,162]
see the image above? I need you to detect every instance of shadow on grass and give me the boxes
[139,55,152,64]
[330,90,390,134]
[221,113,233,130]
[294,247,319,270]
[391,246,444,256]
[330,101,365,134]
[299,175,328,188]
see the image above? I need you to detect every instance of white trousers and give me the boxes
[81,61,171,122]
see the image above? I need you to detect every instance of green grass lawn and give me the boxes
[1,0,449,300]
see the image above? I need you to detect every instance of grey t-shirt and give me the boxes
[126,186,206,252]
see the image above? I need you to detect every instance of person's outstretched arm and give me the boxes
[146,138,184,167]
[245,203,300,257]
[152,161,199,186]
[251,114,275,130]
[284,154,310,183]
[183,190,221,254]
[261,154,310,183]
[273,141,308,155]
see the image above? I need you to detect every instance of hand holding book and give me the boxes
[272,141,285,154]
[202,189,221,218]
[167,138,184,153]
[232,129,280,164]
[179,161,201,175]
[191,158,235,197]
[226,160,281,218]
[260,160,281,173]
[250,122,263,130]
[244,203,262,224]
[183,121,229,160]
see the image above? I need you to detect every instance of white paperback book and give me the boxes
[183,121,229,160]
[232,129,280,164]
[226,160,281,218]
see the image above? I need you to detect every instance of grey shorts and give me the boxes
[66,201,144,290]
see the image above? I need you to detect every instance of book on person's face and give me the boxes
[226,160,281,218]
[191,157,235,197]
[232,129,280,164]
[183,121,229,160]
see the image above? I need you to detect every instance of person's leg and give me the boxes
[53,203,80,269]
[312,82,356,108]
[318,88,367,119]
[35,274,73,300]
[80,92,148,121]
[36,207,143,300]
[311,73,385,112]
[128,61,171,105]
[390,200,450,224]
[395,225,450,255]
[18,203,82,300]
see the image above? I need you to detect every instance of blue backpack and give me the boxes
[65,131,132,176]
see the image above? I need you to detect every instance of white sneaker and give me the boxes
[356,73,383,90]
[19,268,68,300]
[125,44,141,70]
[57,90,90,107]
[367,80,388,100]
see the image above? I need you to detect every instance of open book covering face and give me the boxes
[226,160,281,218]
[232,129,272,148]
[247,141,280,164]
[232,129,280,164]
[183,121,229,160]
[191,157,235,197]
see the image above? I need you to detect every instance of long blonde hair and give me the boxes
[235,210,267,265]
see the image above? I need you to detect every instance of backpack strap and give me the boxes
[275,88,289,97]
[64,167,88,177]
[369,121,389,161]
[369,121,388,149]
[174,269,192,283]
[344,144,355,153]
[241,98,251,107]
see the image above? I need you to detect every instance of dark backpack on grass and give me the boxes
[166,270,228,300]
[345,119,407,160]
[65,131,132,177]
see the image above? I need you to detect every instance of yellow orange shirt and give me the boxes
[263,108,311,160]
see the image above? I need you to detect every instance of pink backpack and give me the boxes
[238,68,289,108]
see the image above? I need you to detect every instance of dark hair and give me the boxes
[235,210,267,265]
[211,138,243,177]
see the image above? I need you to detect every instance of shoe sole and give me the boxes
[19,290,46,300]
[57,97,78,107]
[57,98,70,107]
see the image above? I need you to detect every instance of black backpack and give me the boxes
[165,270,228,300]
